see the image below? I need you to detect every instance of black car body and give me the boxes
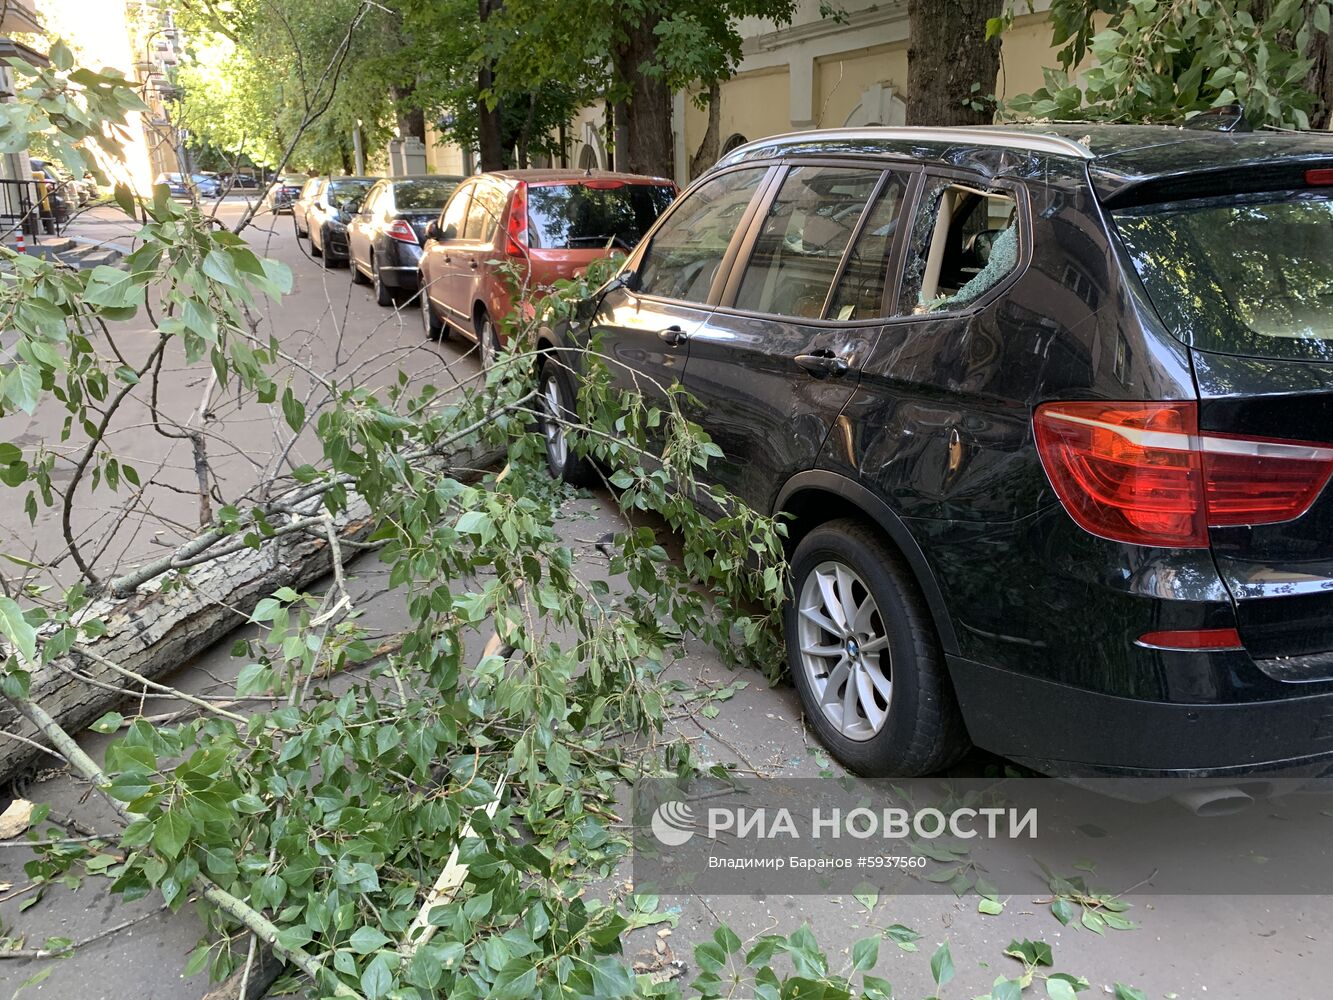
[264,177,306,215]
[348,175,462,304]
[537,124,1333,783]
[292,177,323,235]
[308,176,379,265]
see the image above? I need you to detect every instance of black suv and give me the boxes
[538,124,1333,781]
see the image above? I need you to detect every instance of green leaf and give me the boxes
[978,897,1004,915]
[281,386,305,433]
[489,957,538,999]
[1048,978,1078,1000]
[1316,3,1331,34]
[0,595,37,664]
[90,711,124,733]
[1114,985,1149,1000]
[851,935,879,973]
[931,942,954,988]
[151,809,190,858]
[1051,897,1077,925]
[360,953,393,999]
[350,925,391,954]
[202,249,241,287]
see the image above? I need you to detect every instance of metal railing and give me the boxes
[0,175,68,246]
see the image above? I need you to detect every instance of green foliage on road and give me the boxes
[1000,0,1333,129]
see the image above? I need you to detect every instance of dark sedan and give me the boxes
[262,176,306,215]
[308,176,379,267]
[347,176,462,304]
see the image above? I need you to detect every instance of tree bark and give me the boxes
[611,14,674,177]
[905,0,1004,126]
[477,0,507,170]
[688,81,722,181]
[0,442,502,786]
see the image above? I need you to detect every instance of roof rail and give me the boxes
[723,126,1096,162]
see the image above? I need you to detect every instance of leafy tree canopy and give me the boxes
[999,0,1333,130]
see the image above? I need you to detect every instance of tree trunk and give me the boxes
[611,15,674,177]
[688,81,722,181]
[392,83,427,143]
[1303,7,1333,129]
[0,443,502,786]
[905,0,1004,126]
[477,0,507,170]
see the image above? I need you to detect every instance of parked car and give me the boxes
[535,123,1333,784]
[291,177,324,238]
[222,171,260,190]
[307,176,379,267]
[418,169,676,365]
[262,176,306,215]
[190,172,223,200]
[154,172,193,199]
[347,175,463,305]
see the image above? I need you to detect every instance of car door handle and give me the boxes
[658,325,688,346]
[442,255,452,264]
[794,352,852,378]
[469,259,478,270]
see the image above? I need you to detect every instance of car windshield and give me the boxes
[394,180,458,210]
[1115,191,1333,362]
[526,181,675,251]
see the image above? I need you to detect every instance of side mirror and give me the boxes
[424,220,441,242]
[346,200,362,215]
[440,223,458,241]
[617,268,640,292]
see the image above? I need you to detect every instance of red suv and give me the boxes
[417,170,676,365]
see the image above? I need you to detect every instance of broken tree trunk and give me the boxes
[0,440,504,785]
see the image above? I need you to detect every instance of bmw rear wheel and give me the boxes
[785,519,968,777]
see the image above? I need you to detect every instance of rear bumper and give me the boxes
[378,263,418,289]
[950,654,1333,778]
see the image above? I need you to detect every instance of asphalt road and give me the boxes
[1,199,1330,999]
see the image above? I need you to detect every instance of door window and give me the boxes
[826,173,910,320]
[464,182,506,242]
[635,167,767,304]
[897,177,1020,314]
[439,184,471,241]
[733,166,882,319]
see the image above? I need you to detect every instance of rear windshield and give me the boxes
[526,182,675,251]
[394,181,458,210]
[1115,192,1333,362]
[328,179,374,200]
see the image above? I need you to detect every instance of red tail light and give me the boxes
[1306,168,1333,186]
[1034,401,1333,548]
[385,219,418,244]
[505,181,528,256]
[1137,628,1244,651]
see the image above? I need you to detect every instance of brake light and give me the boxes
[581,179,625,190]
[1306,168,1333,186]
[505,181,528,256]
[1034,401,1333,547]
[385,219,418,244]
[1137,628,1244,651]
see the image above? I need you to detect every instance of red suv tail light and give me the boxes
[505,181,528,256]
[385,219,418,244]
[1034,401,1333,548]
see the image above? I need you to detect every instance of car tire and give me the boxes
[350,253,370,286]
[784,519,969,777]
[372,255,394,306]
[319,228,335,269]
[310,228,322,257]
[420,277,445,340]
[477,311,499,370]
[538,354,595,486]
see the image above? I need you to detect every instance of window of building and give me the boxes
[635,167,767,304]
[733,166,882,319]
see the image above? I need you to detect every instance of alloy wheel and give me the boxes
[795,560,892,742]
[479,316,497,369]
[539,370,569,471]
